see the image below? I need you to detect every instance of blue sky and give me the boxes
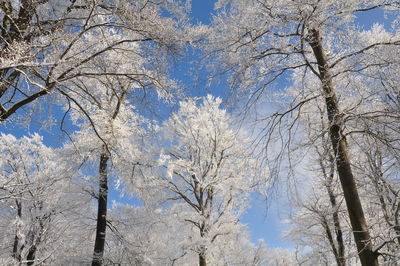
[191,0,216,24]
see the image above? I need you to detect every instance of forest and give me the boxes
[0,0,399,265]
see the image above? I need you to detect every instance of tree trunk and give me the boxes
[322,217,341,266]
[198,219,207,266]
[199,252,206,266]
[26,245,37,266]
[308,29,378,266]
[92,152,110,266]
[327,181,346,266]
[324,154,346,266]
[12,200,22,261]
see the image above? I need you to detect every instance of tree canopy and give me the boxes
[0,1,399,265]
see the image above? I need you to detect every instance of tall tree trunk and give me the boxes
[12,200,22,261]
[308,29,378,266]
[92,151,110,266]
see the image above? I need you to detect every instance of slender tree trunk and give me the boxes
[199,225,207,266]
[198,209,207,266]
[367,152,400,248]
[92,151,110,266]
[12,234,19,261]
[308,29,378,266]
[318,147,346,266]
[321,217,340,265]
[325,176,346,266]
[12,200,22,261]
[323,154,346,266]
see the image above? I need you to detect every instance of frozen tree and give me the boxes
[18,0,191,265]
[104,202,197,265]
[0,133,91,265]
[353,137,400,263]
[153,95,268,266]
[0,0,188,124]
[287,173,352,265]
[288,134,400,265]
[287,103,400,264]
[103,200,294,266]
[203,1,400,264]
[284,108,349,265]
[64,74,155,265]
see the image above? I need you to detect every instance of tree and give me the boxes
[0,0,188,124]
[285,107,349,266]
[103,201,293,266]
[0,133,91,265]
[153,95,267,266]
[23,1,190,264]
[286,166,352,265]
[64,74,154,265]
[204,1,400,264]
[104,201,197,265]
[285,90,400,264]
[288,126,400,265]
[353,136,400,263]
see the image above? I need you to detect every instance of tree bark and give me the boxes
[195,177,210,266]
[12,200,22,261]
[198,205,207,266]
[26,244,37,266]
[327,180,346,266]
[199,223,207,266]
[308,29,378,266]
[92,151,110,266]
[199,252,206,266]
[323,154,346,266]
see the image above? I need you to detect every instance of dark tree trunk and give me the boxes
[26,245,37,266]
[321,218,340,266]
[199,253,206,266]
[308,29,378,266]
[12,200,22,261]
[198,217,207,266]
[321,153,346,266]
[92,152,110,266]
[20,231,37,266]
[327,180,346,266]
[195,179,211,266]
